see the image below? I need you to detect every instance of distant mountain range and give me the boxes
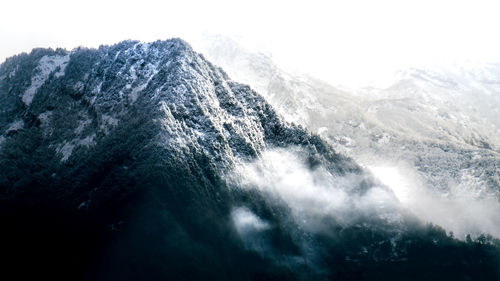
[200,35,500,236]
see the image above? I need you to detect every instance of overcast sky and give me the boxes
[2,0,500,86]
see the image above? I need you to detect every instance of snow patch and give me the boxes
[8,65,20,78]
[57,142,75,161]
[38,111,53,125]
[125,58,159,103]
[76,117,92,134]
[73,81,85,92]
[6,120,24,132]
[56,134,96,162]
[92,81,103,95]
[22,54,70,105]
[100,114,119,134]
[79,134,96,146]
[78,201,88,210]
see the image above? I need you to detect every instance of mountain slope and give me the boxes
[0,39,499,281]
[200,36,500,236]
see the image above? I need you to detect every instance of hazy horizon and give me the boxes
[3,0,500,87]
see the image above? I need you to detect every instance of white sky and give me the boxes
[2,0,500,86]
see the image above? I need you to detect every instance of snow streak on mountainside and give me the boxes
[200,35,500,238]
[0,38,499,281]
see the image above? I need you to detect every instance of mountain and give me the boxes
[1,39,499,281]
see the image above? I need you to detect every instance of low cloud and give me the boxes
[231,207,270,235]
[230,148,406,232]
[230,148,500,240]
[369,164,500,239]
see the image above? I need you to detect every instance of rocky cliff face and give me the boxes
[0,39,498,281]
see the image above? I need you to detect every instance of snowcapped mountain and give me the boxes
[1,38,499,280]
[0,39,360,204]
